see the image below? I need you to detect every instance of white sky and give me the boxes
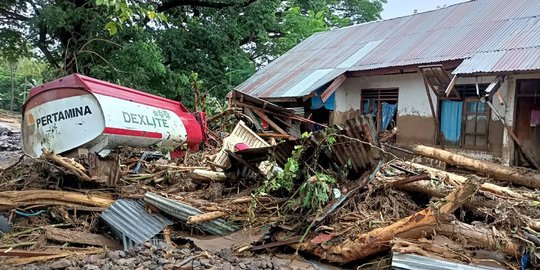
[381,0,470,19]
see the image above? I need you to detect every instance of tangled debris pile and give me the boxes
[1,107,540,269]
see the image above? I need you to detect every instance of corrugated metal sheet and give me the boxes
[101,199,173,250]
[237,0,540,98]
[392,253,505,270]
[265,115,380,179]
[454,46,540,74]
[144,193,239,235]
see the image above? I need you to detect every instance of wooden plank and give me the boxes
[256,133,291,138]
[444,74,458,98]
[234,102,326,127]
[420,69,445,150]
[243,108,262,131]
[45,227,121,249]
[321,74,347,102]
[484,76,504,100]
[252,109,288,135]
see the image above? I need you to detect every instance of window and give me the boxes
[361,88,399,133]
[439,84,490,149]
[463,99,489,147]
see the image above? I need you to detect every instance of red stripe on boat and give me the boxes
[103,127,163,139]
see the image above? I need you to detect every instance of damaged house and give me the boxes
[235,0,540,168]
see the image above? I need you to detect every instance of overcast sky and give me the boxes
[381,0,469,19]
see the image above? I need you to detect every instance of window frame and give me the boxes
[437,84,491,150]
[360,88,399,133]
[461,97,491,150]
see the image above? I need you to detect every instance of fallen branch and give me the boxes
[5,248,103,266]
[0,242,37,249]
[410,145,540,189]
[0,190,114,211]
[42,151,95,183]
[299,182,478,263]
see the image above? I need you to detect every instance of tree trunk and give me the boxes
[10,65,15,111]
[299,183,478,263]
[401,161,540,201]
[410,145,540,189]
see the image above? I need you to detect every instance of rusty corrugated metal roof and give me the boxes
[237,0,540,98]
[454,46,540,74]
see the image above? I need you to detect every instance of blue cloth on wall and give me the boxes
[440,100,463,143]
[311,92,335,110]
[381,102,397,130]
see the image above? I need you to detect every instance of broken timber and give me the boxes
[45,227,121,249]
[410,145,540,189]
[298,182,478,263]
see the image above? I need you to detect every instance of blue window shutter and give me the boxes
[440,101,463,143]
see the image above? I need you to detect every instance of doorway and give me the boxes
[514,80,540,167]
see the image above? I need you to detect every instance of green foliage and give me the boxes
[0,0,385,111]
[0,58,46,111]
[295,173,336,210]
[258,144,304,195]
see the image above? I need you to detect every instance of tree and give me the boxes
[0,0,386,110]
[0,57,45,111]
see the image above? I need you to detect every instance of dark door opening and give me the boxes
[514,80,540,167]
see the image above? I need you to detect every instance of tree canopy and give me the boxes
[0,0,385,110]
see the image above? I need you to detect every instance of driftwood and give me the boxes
[187,211,228,225]
[410,145,540,189]
[299,183,478,263]
[45,227,121,249]
[190,169,227,182]
[0,190,114,211]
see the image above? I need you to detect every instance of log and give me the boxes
[299,183,478,263]
[410,145,540,189]
[389,174,540,230]
[45,227,121,249]
[403,161,540,201]
[187,211,229,224]
[0,190,114,211]
[397,217,520,258]
[190,169,227,182]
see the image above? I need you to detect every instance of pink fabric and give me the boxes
[234,143,250,151]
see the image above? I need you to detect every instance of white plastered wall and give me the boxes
[333,72,517,164]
